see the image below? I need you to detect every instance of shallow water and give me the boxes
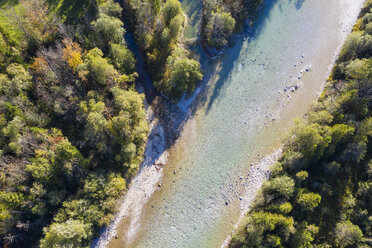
[108,0,364,247]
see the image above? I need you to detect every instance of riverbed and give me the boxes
[104,0,364,247]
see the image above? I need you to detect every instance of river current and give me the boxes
[108,0,364,247]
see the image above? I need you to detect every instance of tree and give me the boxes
[344,58,372,80]
[263,175,295,199]
[334,221,363,247]
[289,121,332,160]
[169,14,184,40]
[206,10,236,49]
[110,43,136,74]
[99,0,123,18]
[239,211,294,247]
[296,171,308,182]
[158,48,203,100]
[92,14,125,50]
[40,219,92,248]
[161,0,182,26]
[0,64,32,96]
[297,191,321,211]
[78,48,118,85]
[62,39,83,71]
[291,222,319,248]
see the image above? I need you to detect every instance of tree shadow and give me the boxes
[0,0,18,7]
[47,0,97,24]
[180,0,202,38]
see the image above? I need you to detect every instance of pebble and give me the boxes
[225,201,229,206]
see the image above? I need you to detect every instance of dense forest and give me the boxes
[230,1,372,247]
[0,0,202,246]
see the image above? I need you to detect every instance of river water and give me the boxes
[108,0,364,247]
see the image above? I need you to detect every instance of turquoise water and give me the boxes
[110,0,364,247]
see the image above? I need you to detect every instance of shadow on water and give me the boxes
[292,0,306,10]
[180,0,202,37]
[122,0,281,169]
[197,0,280,115]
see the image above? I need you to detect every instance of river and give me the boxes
[106,0,364,247]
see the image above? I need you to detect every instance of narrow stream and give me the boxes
[108,0,364,247]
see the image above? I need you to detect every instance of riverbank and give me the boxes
[228,1,372,245]
[95,0,365,247]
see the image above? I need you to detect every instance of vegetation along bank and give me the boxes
[230,1,372,247]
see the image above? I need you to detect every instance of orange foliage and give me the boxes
[62,38,83,70]
[30,56,49,78]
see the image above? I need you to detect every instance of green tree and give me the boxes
[78,48,118,85]
[334,221,363,247]
[161,0,182,25]
[92,14,125,50]
[291,222,319,248]
[40,219,92,248]
[110,43,136,74]
[158,48,203,100]
[297,191,321,211]
[99,0,123,18]
[206,10,236,49]
[263,175,295,199]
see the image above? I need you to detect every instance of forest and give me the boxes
[230,1,372,247]
[0,0,203,246]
